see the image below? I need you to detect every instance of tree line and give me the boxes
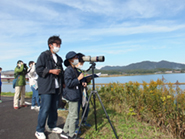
[87,68,185,75]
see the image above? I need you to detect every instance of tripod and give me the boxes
[75,62,119,139]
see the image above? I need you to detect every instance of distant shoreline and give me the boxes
[2,72,184,82]
[100,72,183,78]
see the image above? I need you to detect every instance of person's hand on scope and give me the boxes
[78,73,84,81]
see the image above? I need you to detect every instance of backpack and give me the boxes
[12,75,20,88]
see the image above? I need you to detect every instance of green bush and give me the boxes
[93,80,185,138]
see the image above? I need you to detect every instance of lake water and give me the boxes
[2,73,185,93]
[95,73,185,83]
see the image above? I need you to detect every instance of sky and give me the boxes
[0,0,185,71]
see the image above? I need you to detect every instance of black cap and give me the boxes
[64,51,77,67]
[77,53,85,62]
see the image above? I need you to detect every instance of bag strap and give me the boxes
[27,67,32,74]
[44,50,63,67]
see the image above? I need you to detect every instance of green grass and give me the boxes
[58,98,174,139]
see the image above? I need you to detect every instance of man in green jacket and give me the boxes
[13,60,28,109]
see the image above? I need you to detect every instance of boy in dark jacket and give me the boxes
[60,51,86,139]
[35,36,64,139]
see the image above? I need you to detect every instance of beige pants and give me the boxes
[14,86,25,107]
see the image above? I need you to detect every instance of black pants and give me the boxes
[58,93,66,109]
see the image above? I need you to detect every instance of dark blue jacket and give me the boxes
[63,66,81,102]
[36,50,64,95]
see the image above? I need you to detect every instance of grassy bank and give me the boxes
[93,80,185,138]
[58,80,182,139]
[58,97,173,139]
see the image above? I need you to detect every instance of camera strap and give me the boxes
[45,50,62,69]
[27,68,31,74]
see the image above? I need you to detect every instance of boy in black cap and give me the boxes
[61,51,86,139]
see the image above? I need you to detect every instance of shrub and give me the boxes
[93,79,185,138]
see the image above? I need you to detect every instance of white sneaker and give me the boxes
[35,106,40,111]
[60,131,69,139]
[50,127,63,134]
[35,131,46,139]
[31,106,35,110]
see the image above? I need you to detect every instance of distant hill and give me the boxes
[100,60,185,71]
[1,70,14,75]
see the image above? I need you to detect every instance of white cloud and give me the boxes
[96,65,105,70]
[0,0,59,19]
[49,0,185,19]
[57,22,185,43]
[1,0,185,44]
[0,0,185,70]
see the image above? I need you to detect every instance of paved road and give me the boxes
[0,97,65,139]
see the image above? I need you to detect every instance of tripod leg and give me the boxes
[93,91,97,131]
[86,91,94,107]
[75,91,93,139]
[95,91,119,139]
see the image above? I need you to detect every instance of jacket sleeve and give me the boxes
[78,70,86,83]
[64,68,80,88]
[15,65,24,74]
[36,52,50,78]
[27,64,35,77]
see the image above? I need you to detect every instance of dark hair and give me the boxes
[28,61,34,66]
[48,36,62,49]
[0,67,2,70]
[17,60,23,64]
[77,53,85,62]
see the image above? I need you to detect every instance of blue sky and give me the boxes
[0,0,185,71]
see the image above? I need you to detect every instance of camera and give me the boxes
[24,63,27,68]
[55,65,61,70]
[82,56,105,62]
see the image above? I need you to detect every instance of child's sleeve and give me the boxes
[64,68,80,88]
